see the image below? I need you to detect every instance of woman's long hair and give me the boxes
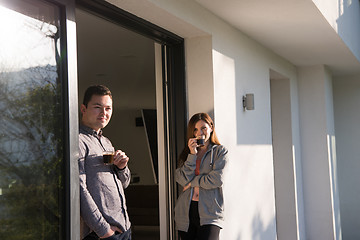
[178,113,220,166]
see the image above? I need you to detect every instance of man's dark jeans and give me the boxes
[83,229,131,240]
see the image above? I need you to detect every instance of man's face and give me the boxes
[81,94,113,132]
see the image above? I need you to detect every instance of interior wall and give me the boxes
[76,8,157,185]
[107,109,157,185]
[333,74,360,239]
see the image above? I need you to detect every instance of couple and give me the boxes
[79,85,228,240]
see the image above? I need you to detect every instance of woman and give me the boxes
[175,113,228,240]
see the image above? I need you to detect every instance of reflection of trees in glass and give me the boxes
[0,68,63,240]
[0,3,63,239]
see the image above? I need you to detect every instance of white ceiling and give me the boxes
[195,0,360,76]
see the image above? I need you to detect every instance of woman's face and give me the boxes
[193,120,213,143]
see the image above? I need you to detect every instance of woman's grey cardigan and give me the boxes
[174,144,228,232]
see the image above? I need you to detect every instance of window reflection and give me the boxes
[0,1,63,239]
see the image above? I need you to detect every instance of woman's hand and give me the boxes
[113,150,129,169]
[188,138,198,155]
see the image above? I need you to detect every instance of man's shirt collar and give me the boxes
[80,124,103,137]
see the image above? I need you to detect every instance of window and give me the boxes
[0,0,65,239]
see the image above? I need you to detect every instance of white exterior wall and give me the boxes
[333,75,360,239]
[211,32,301,240]
[298,65,341,240]
[312,0,360,61]
[138,1,304,239]
[104,1,348,240]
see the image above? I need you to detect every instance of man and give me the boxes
[79,85,131,240]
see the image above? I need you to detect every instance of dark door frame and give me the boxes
[75,1,187,239]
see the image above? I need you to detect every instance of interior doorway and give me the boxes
[75,1,186,238]
[76,8,160,240]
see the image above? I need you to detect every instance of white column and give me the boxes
[298,65,341,240]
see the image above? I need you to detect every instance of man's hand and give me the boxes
[113,150,129,170]
[100,226,123,239]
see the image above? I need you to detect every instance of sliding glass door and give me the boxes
[0,0,78,239]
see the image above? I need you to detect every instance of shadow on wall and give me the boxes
[212,48,272,145]
[251,212,277,240]
[212,37,277,239]
[333,77,360,240]
[223,211,276,240]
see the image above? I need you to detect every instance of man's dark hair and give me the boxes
[83,85,112,107]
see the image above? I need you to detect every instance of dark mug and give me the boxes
[103,151,115,165]
[197,137,205,146]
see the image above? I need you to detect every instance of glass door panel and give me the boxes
[0,0,65,239]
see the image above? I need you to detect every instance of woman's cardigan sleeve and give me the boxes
[190,145,228,189]
[175,154,197,187]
